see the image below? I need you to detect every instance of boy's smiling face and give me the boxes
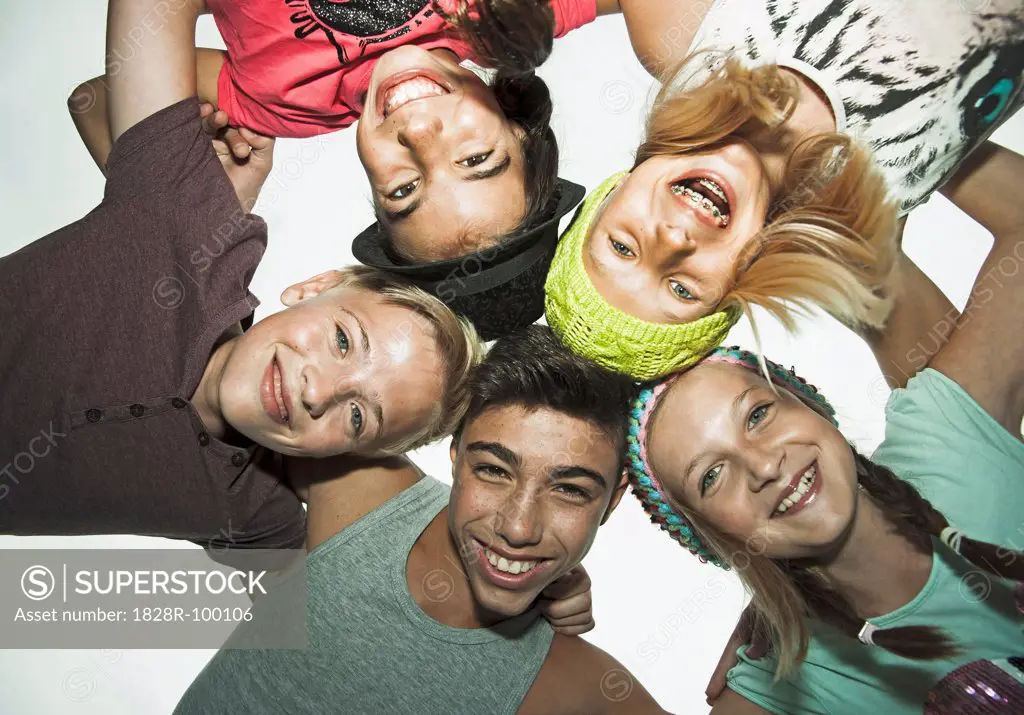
[217,271,444,458]
[446,404,628,618]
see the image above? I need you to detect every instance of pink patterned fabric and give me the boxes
[924,659,1024,714]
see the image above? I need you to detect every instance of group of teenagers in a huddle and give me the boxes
[3,0,1023,712]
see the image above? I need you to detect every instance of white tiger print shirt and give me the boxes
[685,0,1024,215]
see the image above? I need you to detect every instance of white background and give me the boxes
[1,2,1021,713]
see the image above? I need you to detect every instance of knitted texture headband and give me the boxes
[625,346,838,568]
[544,172,742,381]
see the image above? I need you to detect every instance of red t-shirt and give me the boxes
[208,0,597,138]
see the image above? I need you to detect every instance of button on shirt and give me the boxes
[0,98,305,563]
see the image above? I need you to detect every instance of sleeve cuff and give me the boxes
[105,96,202,172]
[551,0,598,37]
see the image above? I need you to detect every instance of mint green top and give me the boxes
[174,476,554,714]
[726,369,1024,714]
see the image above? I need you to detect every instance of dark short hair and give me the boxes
[457,325,635,461]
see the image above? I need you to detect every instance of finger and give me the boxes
[199,103,214,117]
[550,619,595,637]
[541,568,590,600]
[238,127,274,151]
[543,610,594,628]
[200,110,229,137]
[538,592,591,621]
[225,130,252,159]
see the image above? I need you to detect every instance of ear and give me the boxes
[600,469,630,526]
[449,436,459,474]
[280,270,346,307]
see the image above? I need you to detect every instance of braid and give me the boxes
[780,451,1024,662]
[626,346,1024,674]
[857,451,1024,582]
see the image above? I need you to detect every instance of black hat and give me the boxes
[352,178,586,341]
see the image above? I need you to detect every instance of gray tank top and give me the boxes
[174,476,554,715]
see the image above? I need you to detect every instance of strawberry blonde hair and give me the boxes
[636,55,900,331]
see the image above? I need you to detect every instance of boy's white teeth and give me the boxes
[485,548,535,575]
[774,466,817,515]
[383,77,447,117]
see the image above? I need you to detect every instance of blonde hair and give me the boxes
[647,382,1024,678]
[636,55,900,332]
[337,266,485,454]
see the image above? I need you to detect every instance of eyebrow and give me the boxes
[733,386,757,414]
[683,386,757,488]
[550,465,609,490]
[341,308,371,356]
[466,441,521,469]
[340,308,385,441]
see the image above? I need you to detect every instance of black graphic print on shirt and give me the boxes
[284,0,435,64]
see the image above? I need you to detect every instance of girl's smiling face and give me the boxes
[583,142,772,324]
[646,363,858,559]
[356,46,527,263]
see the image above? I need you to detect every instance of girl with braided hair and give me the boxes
[624,142,1024,714]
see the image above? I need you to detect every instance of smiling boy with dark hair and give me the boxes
[175,325,669,714]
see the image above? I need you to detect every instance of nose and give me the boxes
[398,113,444,154]
[642,218,697,270]
[492,489,543,548]
[744,443,785,492]
[300,362,352,419]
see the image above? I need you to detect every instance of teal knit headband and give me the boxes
[625,346,838,569]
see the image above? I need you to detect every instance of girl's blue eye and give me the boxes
[336,327,349,355]
[350,403,363,436]
[748,404,769,428]
[388,180,419,200]
[700,465,722,496]
[670,281,695,301]
[460,151,492,167]
[610,239,634,257]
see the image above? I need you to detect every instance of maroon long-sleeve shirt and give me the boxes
[0,98,305,561]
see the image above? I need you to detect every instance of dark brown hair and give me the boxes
[689,448,1024,675]
[436,0,554,74]
[456,324,634,467]
[774,452,1024,661]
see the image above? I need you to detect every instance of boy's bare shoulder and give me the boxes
[518,633,670,715]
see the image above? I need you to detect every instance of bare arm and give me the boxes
[595,0,622,15]
[286,455,423,552]
[929,142,1024,436]
[105,0,208,143]
[519,634,669,714]
[72,47,225,173]
[861,224,961,389]
[618,0,712,79]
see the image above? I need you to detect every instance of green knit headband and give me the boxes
[625,346,838,568]
[544,172,742,381]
